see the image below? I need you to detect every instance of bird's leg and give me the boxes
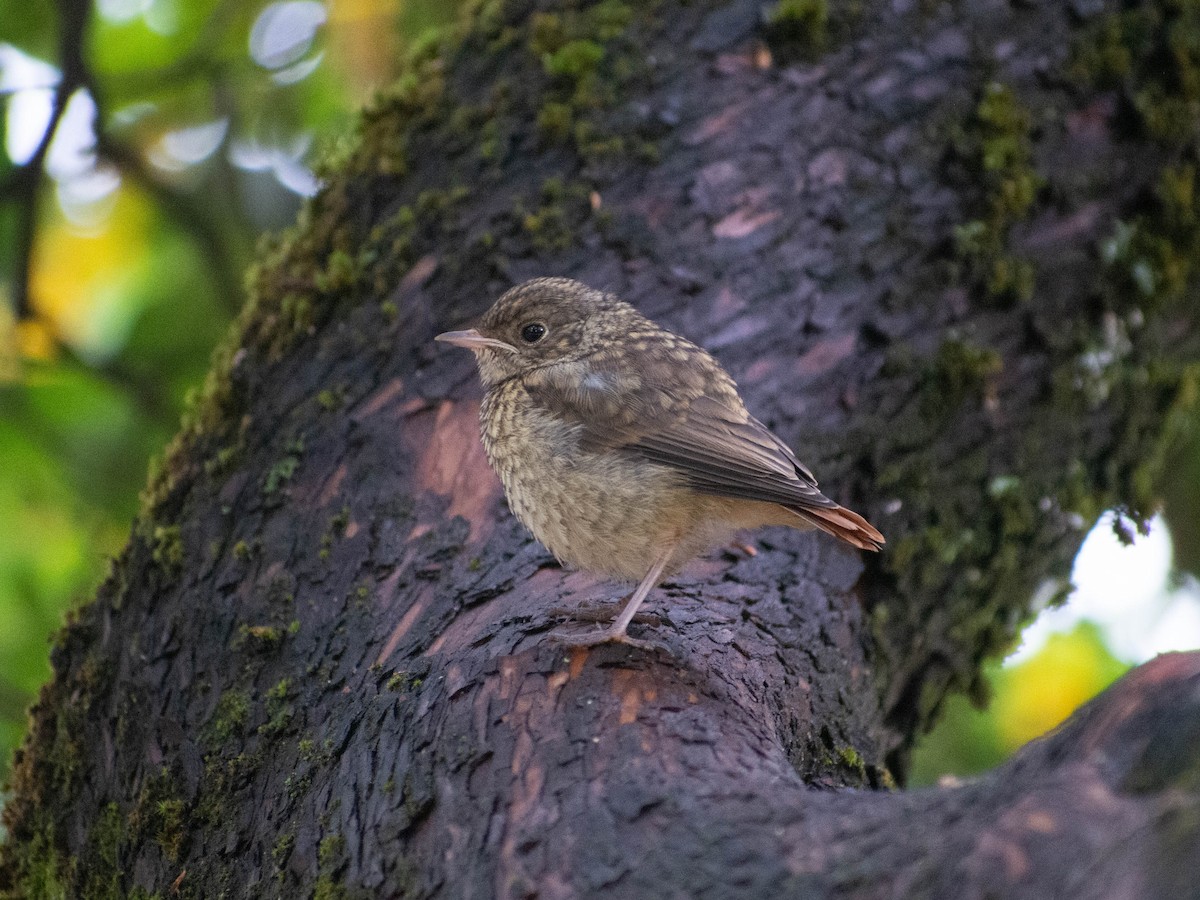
[550,548,673,649]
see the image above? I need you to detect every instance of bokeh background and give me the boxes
[1,0,1198,791]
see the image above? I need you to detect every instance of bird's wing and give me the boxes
[521,347,837,515]
[627,397,837,512]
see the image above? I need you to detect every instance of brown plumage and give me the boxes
[436,277,884,647]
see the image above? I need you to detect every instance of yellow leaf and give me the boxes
[994,623,1127,751]
[16,319,57,361]
[30,185,152,356]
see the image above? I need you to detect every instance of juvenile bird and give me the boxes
[436,277,884,648]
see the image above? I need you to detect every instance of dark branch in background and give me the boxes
[97,0,259,317]
[1,0,249,328]
[95,0,257,318]
[0,0,241,404]
[2,0,92,322]
[97,137,248,317]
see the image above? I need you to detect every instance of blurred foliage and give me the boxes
[910,622,1129,785]
[0,0,456,783]
[0,0,1196,794]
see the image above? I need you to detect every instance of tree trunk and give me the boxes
[4,0,1199,897]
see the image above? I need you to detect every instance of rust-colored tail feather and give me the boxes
[797,504,885,552]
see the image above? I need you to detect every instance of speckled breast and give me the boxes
[479,380,708,582]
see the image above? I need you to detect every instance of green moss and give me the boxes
[152,800,185,863]
[528,11,568,56]
[276,292,314,345]
[259,681,294,736]
[284,770,313,801]
[949,82,1043,305]
[194,749,263,829]
[203,441,241,476]
[921,338,1003,420]
[128,768,188,864]
[319,506,352,560]
[150,524,182,574]
[1061,6,1200,534]
[521,1,650,163]
[237,623,283,648]
[763,0,829,51]
[272,829,296,878]
[136,308,243,523]
[265,572,295,607]
[1073,4,1200,313]
[232,539,252,561]
[2,788,169,899]
[298,735,335,765]
[339,31,449,179]
[206,689,250,745]
[836,746,867,779]
[317,387,344,411]
[9,831,71,900]
[536,100,574,142]
[310,833,358,900]
[264,437,304,496]
[386,671,422,692]
[588,0,635,40]
[1072,1,1200,146]
[1100,164,1200,309]
[50,710,82,795]
[148,525,181,573]
[519,177,594,252]
[349,583,371,610]
[542,38,605,81]
[264,454,299,493]
[313,877,350,900]
[572,120,629,161]
[318,833,346,869]
[876,767,898,791]
[82,801,125,900]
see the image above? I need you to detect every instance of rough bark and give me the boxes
[3,0,1199,897]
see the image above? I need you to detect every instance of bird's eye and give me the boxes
[520,322,547,344]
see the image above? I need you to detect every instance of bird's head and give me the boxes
[436,277,638,386]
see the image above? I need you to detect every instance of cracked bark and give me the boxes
[3,1,1198,898]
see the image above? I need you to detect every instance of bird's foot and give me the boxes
[547,626,661,652]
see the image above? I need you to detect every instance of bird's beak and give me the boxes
[434,329,516,353]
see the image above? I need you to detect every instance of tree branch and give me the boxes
[4,0,92,321]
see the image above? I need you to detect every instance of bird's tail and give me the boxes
[795,504,885,552]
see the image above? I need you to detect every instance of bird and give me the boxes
[435,277,884,648]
